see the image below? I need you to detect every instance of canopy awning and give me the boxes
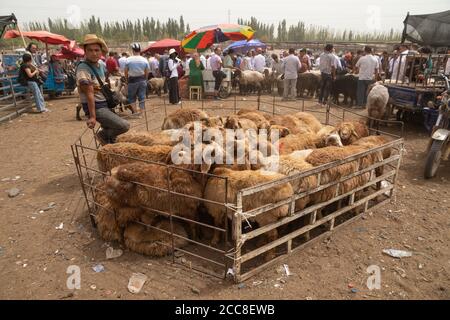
[4,29,72,46]
[402,10,450,47]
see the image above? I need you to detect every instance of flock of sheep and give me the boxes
[92,107,392,261]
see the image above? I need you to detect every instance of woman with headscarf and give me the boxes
[188,52,205,89]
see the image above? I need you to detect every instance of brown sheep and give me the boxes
[97,143,172,172]
[293,112,323,133]
[305,146,363,204]
[124,215,189,257]
[161,108,209,130]
[237,112,270,130]
[262,154,318,212]
[237,108,266,116]
[224,115,258,131]
[93,182,123,242]
[268,125,291,138]
[116,130,181,147]
[271,115,314,135]
[315,125,343,148]
[336,121,369,145]
[203,167,294,261]
[104,162,204,239]
[277,132,320,155]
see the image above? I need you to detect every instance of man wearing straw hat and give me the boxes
[76,34,129,145]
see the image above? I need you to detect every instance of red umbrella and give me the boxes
[142,38,181,54]
[53,45,84,60]
[4,29,71,45]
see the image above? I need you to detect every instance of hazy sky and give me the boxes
[2,0,449,33]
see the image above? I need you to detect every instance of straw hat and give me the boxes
[81,34,108,53]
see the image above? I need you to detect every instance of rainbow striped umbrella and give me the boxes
[181,24,255,52]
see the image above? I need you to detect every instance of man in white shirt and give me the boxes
[392,44,409,83]
[253,47,266,73]
[281,48,301,101]
[118,52,129,74]
[355,46,379,108]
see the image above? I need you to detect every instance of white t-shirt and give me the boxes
[253,54,266,72]
[118,57,127,72]
[356,54,379,80]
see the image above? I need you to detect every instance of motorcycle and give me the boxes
[424,90,450,179]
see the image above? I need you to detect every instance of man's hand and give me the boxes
[86,117,96,129]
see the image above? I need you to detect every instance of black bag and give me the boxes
[80,62,120,109]
[17,64,28,86]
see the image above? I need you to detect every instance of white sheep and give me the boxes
[238,70,265,95]
[366,83,389,132]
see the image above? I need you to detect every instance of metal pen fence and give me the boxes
[72,95,404,282]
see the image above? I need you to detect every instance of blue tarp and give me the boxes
[223,39,266,54]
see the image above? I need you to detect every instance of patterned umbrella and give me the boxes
[181,24,254,52]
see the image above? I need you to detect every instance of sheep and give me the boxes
[261,153,318,212]
[237,112,270,131]
[272,114,316,135]
[277,132,320,155]
[104,162,204,239]
[201,116,225,128]
[237,70,265,95]
[97,142,172,172]
[293,112,323,133]
[147,77,165,97]
[124,215,189,257]
[366,83,389,132]
[315,125,343,148]
[93,182,123,242]
[224,115,258,131]
[203,167,294,260]
[335,121,369,145]
[305,146,363,205]
[268,125,291,138]
[237,108,266,117]
[116,130,182,147]
[352,135,392,189]
[161,108,209,130]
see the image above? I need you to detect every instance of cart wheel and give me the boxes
[218,86,230,99]
[424,139,443,179]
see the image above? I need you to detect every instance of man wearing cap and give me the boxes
[76,34,129,145]
[125,43,150,114]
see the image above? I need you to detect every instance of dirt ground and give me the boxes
[0,94,449,300]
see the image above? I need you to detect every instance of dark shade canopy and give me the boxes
[402,10,450,47]
[0,14,17,38]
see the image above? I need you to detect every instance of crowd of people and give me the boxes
[6,32,450,145]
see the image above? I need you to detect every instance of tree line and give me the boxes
[237,17,401,42]
[1,15,401,48]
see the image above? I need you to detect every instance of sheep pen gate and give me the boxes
[72,96,404,283]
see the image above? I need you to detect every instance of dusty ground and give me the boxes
[0,94,449,300]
